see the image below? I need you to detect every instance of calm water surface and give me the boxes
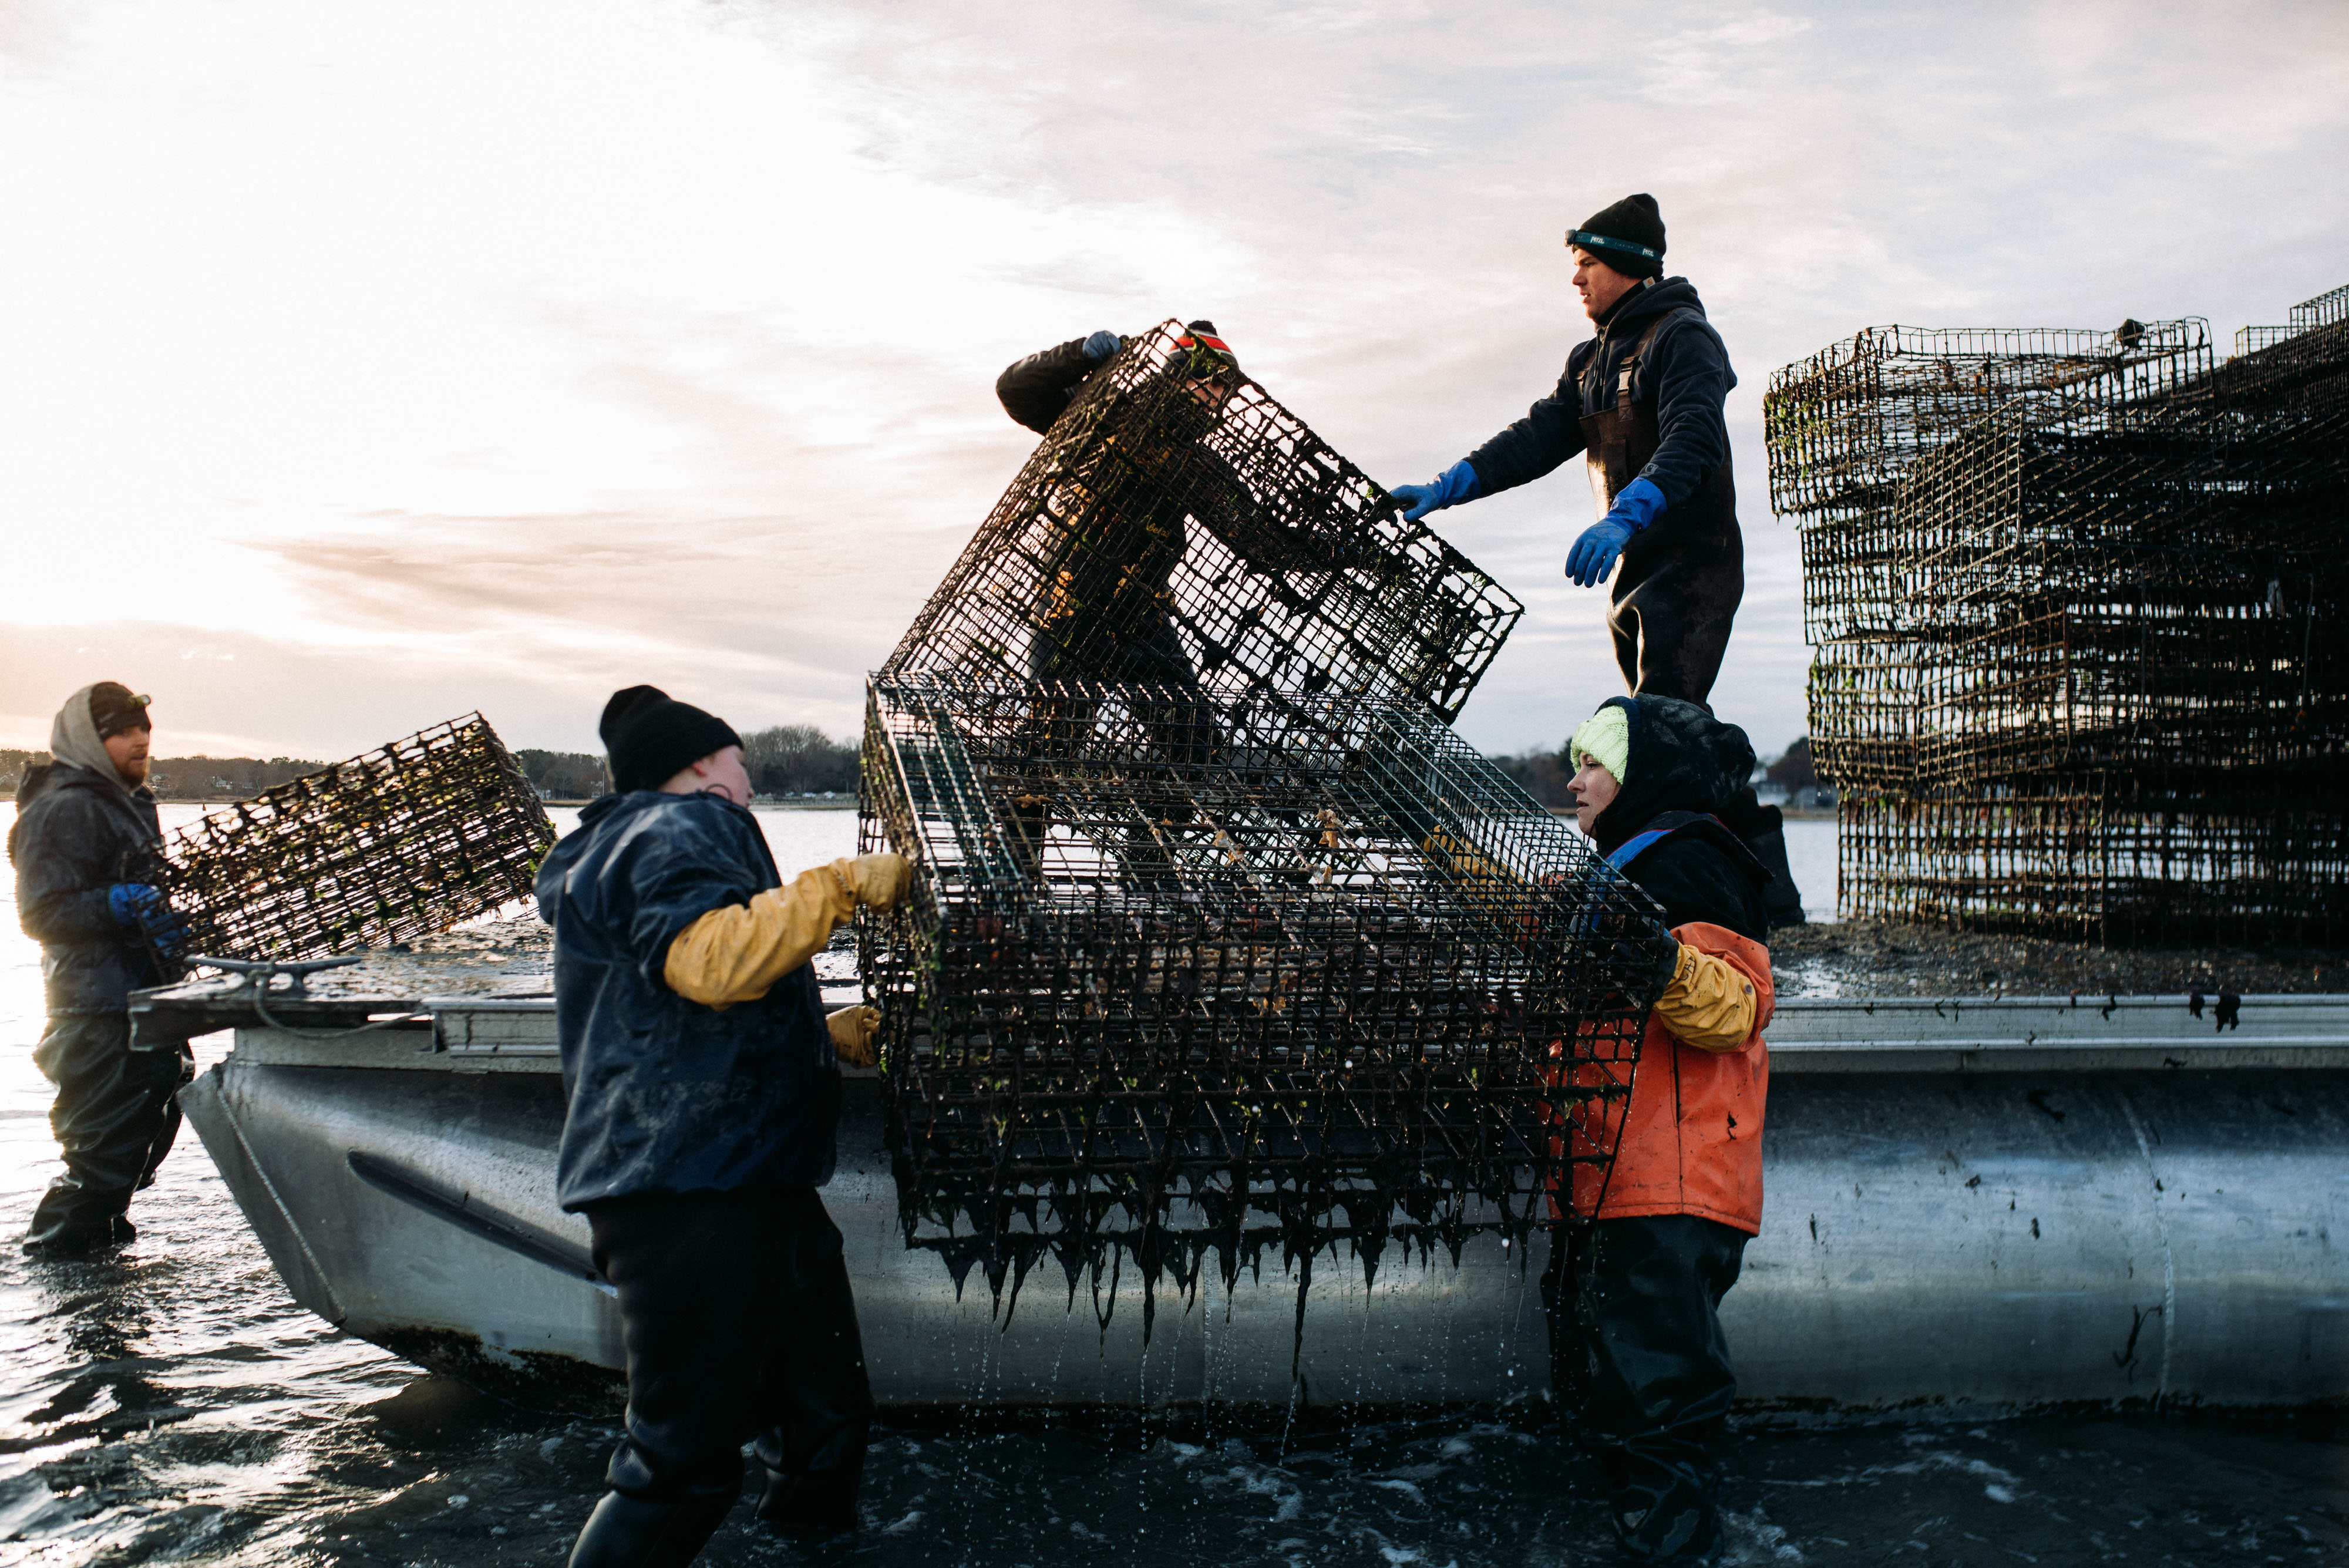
[1,803,2337,1567]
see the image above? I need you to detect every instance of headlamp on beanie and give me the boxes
[600,685,743,795]
[89,682,153,739]
[1566,193,1667,280]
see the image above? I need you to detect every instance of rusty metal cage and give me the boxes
[1768,293,2348,944]
[857,672,1665,1329]
[157,714,555,964]
[884,319,1523,719]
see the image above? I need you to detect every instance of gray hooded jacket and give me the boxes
[8,685,167,1014]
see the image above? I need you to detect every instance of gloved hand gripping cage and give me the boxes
[860,322,1676,1328]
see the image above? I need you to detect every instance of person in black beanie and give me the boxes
[541,685,911,1566]
[1385,193,1803,927]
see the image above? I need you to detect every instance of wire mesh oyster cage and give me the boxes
[856,672,1667,1333]
[1766,288,2348,944]
[884,319,1523,720]
[154,713,556,964]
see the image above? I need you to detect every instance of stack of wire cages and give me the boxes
[1765,291,2347,944]
[860,321,1672,1328]
[154,713,554,964]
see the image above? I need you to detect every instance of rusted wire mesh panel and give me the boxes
[1803,638,1924,794]
[1771,298,2347,944]
[885,319,1522,720]
[157,714,554,963]
[1764,321,2214,520]
[856,672,1664,1330]
[1766,320,2214,643]
[2296,284,2349,332]
[1837,792,2348,947]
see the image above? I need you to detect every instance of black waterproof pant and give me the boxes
[567,1188,873,1568]
[1544,1214,1749,1561]
[23,1014,193,1252]
[1607,543,1742,708]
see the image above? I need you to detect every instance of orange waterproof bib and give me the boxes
[1552,921,1772,1234]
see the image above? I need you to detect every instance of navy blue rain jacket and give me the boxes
[536,789,839,1212]
[1465,277,1736,508]
[8,762,166,1015]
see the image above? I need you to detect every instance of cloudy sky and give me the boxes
[3,0,2344,764]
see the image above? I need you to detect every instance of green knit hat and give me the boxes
[1570,704,1630,782]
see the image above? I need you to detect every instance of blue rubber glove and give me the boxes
[1081,329,1123,362]
[1566,476,1667,587]
[1388,460,1480,523]
[109,883,189,961]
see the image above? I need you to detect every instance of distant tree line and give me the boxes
[511,749,611,799]
[5,726,1800,814]
[1764,736,1815,791]
[1,749,327,802]
[741,725,859,797]
[1,749,43,796]
[509,726,861,801]
[1490,749,1576,809]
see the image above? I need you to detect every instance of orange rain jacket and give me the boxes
[1557,920,1773,1236]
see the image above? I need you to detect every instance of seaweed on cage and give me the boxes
[1766,292,2349,945]
[856,673,1667,1347]
[885,319,1523,720]
[152,714,556,966]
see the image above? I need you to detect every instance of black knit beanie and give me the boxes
[600,685,742,793]
[89,681,153,739]
[1566,193,1665,279]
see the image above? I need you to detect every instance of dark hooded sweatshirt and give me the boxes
[995,337,1379,672]
[1462,277,1736,512]
[9,763,166,1014]
[1587,695,1769,940]
[535,789,838,1212]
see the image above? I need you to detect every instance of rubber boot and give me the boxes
[565,1485,737,1568]
[24,1021,190,1254]
[1610,1456,1722,1564]
[21,1193,134,1257]
[753,1421,866,1537]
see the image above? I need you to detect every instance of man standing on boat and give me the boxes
[539,685,910,1565]
[9,682,193,1256]
[1385,194,1803,927]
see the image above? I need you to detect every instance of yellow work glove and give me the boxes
[826,1005,880,1068]
[840,853,912,911]
[1651,943,1760,1054]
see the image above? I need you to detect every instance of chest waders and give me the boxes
[1580,311,1744,706]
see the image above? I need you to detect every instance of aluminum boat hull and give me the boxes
[178,1007,2349,1414]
